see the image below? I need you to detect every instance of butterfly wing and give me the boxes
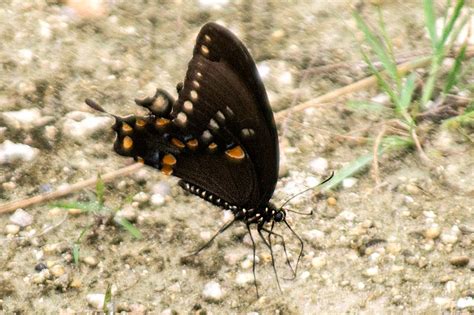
[108,22,279,209]
[169,22,279,208]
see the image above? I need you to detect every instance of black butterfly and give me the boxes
[86,22,330,296]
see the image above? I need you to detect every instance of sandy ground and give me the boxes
[0,1,473,314]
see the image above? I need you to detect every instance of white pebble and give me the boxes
[115,206,137,222]
[371,93,390,105]
[62,111,113,140]
[338,210,357,222]
[236,272,254,286]
[311,255,327,269]
[299,271,310,280]
[434,297,452,307]
[342,177,358,188]
[10,208,33,227]
[440,232,458,244]
[198,0,229,9]
[202,281,224,302]
[0,140,39,164]
[2,108,42,129]
[304,229,325,241]
[309,157,328,174]
[86,293,105,309]
[456,297,474,309]
[5,224,20,235]
[364,266,379,277]
[150,193,165,206]
[133,192,150,203]
[18,49,34,65]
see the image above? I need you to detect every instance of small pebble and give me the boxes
[309,157,328,174]
[5,224,20,235]
[457,297,474,309]
[34,263,47,272]
[405,184,421,195]
[50,264,66,277]
[32,269,51,284]
[69,277,82,289]
[86,293,105,309]
[311,255,327,269]
[364,266,379,277]
[132,192,150,204]
[338,210,357,222]
[440,232,458,245]
[236,272,254,286]
[327,197,337,207]
[424,225,441,239]
[2,181,16,190]
[115,205,138,222]
[62,111,113,140]
[10,209,33,227]
[0,140,39,164]
[150,193,165,206]
[449,255,469,267]
[342,177,357,189]
[83,256,99,267]
[1,108,43,129]
[434,297,452,308]
[68,208,83,216]
[202,281,224,302]
[300,271,310,280]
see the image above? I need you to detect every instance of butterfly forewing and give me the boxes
[170,22,279,208]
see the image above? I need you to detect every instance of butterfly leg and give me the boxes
[257,222,282,293]
[283,220,305,278]
[246,224,260,298]
[259,224,297,280]
[184,218,235,258]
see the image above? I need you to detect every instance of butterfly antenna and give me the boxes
[283,219,304,277]
[185,218,235,258]
[280,171,335,212]
[85,98,108,113]
[257,224,282,293]
[246,224,260,298]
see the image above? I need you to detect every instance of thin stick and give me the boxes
[274,56,431,121]
[0,162,144,215]
[275,45,474,122]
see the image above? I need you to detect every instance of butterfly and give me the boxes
[86,22,330,296]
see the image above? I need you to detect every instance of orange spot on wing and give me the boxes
[121,123,133,134]
[225,145,245,161]
[171,138,185,149]
[162,154,177,166]
[122,136,133,151]
[155,118,170,128]
[186,139,198,150]
[135,119,146,128]
[208,142,217,152]
[161,165,173,176]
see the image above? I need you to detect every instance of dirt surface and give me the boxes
[1,1,473,314]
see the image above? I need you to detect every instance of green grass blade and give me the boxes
[359,48,399,105]
[52,201,102,213]
[398,73,417,116]
[354,11,399,82]
[437,0,465,50]
[103,284,112,313]
[72,244,80,265]
[424,0,438,48]
[321,152,379,191]
[443,42,467,93]
[116,218,142,239]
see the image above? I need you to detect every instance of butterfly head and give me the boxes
[267,202,286,223]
